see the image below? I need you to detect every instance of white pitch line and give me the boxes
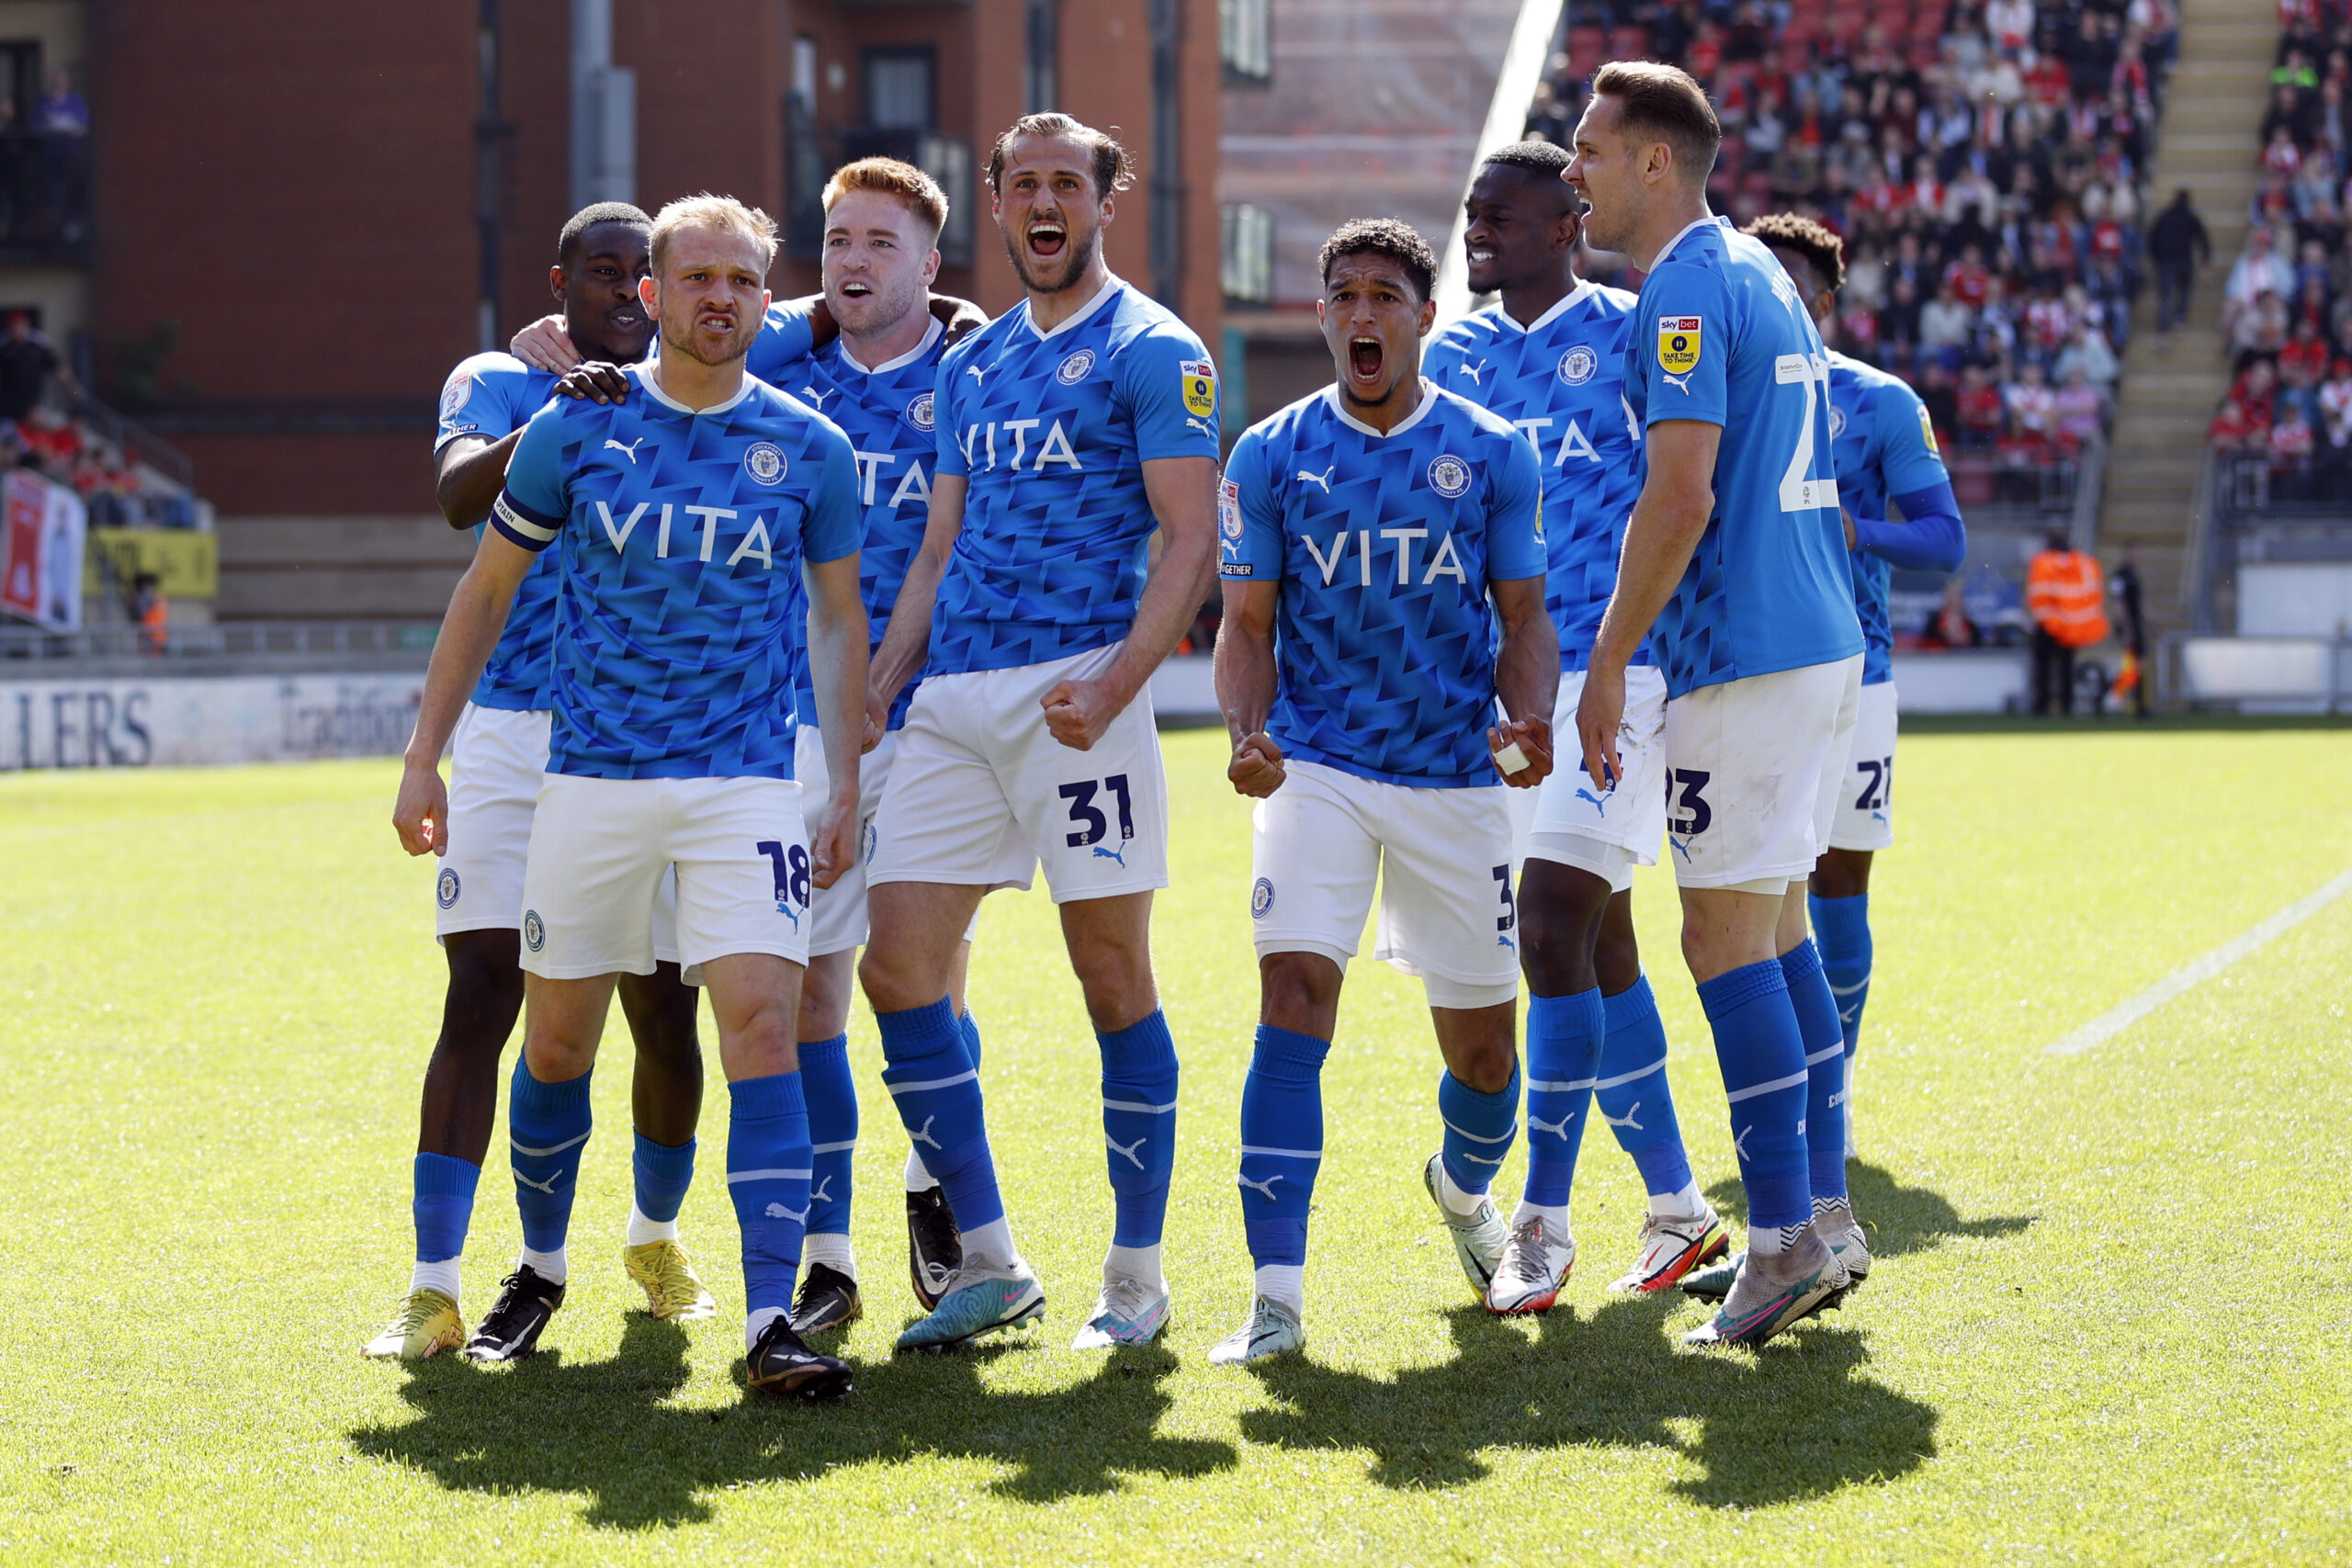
[2046,867,2352,1055]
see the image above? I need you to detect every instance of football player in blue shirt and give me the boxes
[860,114,1224,1353]
[1423,142,1729,1315]
[1207,220,1556,1365]
[1672,214,1964,1305]
[363,202,718,1362]
[1566,62,1865,1348]
[393,196,869,1399]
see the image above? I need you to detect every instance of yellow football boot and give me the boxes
[360,1288,467,1359]
[624,1239,717,1321]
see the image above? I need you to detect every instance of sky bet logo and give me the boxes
[959,418,1083,473]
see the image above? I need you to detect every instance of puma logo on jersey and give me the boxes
[1455,358,1488,386]
[604,436,648,464]
[966,363,988,386]
[1296,466,1335,493]
[1237,1172,1284,1201]
[1106,1134,1147,1170]
[1661,371,1694,394]
[1186,416,1216,437]
[799,385,834,410]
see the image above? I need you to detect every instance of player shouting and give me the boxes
[1207,220,1555,1365]
[363,202,714,1363]
[859,114,1223,1353]
[1422,142,1729,1314]
[393,195,868,1398]
[1566,63,1865,1348]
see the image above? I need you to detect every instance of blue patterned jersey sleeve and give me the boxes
[746,298,820,383]
[1220,426,1281,581]
[932,343,971,479]
[487,400,571,553]
[1634,263,1732,430]
[1117,325,1222,461]
[1487,429,1547,583]
[802,424,865,565]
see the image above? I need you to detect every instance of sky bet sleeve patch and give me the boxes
[1657,316,1702,376]
[1182,359,1219,419]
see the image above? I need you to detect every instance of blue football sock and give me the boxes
[413,1151,478,1265]
[507,1060,592,1258]
[630,1132,695,1224]
[726,1070,810,1326]
[797,1033,856,1239]
[1598,973,1695,1198]
[958,1008,984,1071]
[1099,1010,1180,1249]
[1521,988,1603,1210]
[1238,1025,1328,1268]
[1808,892,1873,1058]
[877,997,1004,1232]
[1439,1064,1521,1197]
[1781,940,1849,1210]
[1694,958,1811,1240]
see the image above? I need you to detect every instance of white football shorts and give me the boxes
[1519,664,1670,894]
[794,725,894,959]
[1250,760,1521,1010]
[437,703,678,962]
[868,641,1170,904]
[1659,654,1862,893]
[1826,680,1898,853]
[520,773,808,985]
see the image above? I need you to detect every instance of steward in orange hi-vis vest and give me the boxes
[2027,546,2109,649]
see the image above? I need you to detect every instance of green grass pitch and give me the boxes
[3,726,2348,1563]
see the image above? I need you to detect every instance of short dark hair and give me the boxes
[1744,211,1846,293]
[986,113,1136,199]
[557,201,650,267]
[1590,62,1722,183]
[1318,218,1438,302]
[1482,139,1574,180]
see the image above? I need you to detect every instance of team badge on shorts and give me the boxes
[1657,316,1702,377]
[1428,454,1471,498]
[1251,877,1275,919]
[435,866,461,909]
[522,909,546,953]
[1057,349,1096,385]
[1558,344,1597,386]
[743,442,787,486]
[1181,358,1219,418]
[907,392,935,432]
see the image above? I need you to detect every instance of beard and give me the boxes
[660,311,754,367]
[1004,220,1100,294]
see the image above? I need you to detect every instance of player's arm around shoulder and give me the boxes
[1484,424,1557,787]
[1213,424,1285,797]
[432,354,534,529]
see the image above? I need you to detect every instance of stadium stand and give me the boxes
[1521,0,2177,647]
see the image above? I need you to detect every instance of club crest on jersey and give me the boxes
[907,392,935,432]
[1057,349,1096,385]
[743,442,787,486]
[1558,345,1598,386]
[1657,316,1702,376]
[435,866,460,909]
[1251,877,1275,919]
[1181,358,1218,418]
[1827,404,1848,439]
[438,368,474,421]
[1917,402,1941,456]
[523,909,546,953]
[1428,454,1472,499]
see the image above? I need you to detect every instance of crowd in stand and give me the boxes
[0,313,194,530]
[1526,0,2174,481]
[2203,0,2352,501]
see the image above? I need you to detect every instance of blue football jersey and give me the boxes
[489,366,862,781]
[1622,218,1860,697]
[1425,284,1650,672]
[1222,384,1547,788]
[743,298,820,385]
[931,278,1221,676]
[435,352,561,713]
[783,319,950,728]
[1827,351,1951,686]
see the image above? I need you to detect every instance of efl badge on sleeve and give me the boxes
[1657,316,1702,377]
[1181,359,1219,419]
[1917,401,1942,457]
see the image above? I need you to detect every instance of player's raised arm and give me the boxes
[433,433,522,529]
[392,526,537,857]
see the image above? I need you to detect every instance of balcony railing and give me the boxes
[0,129,89,264]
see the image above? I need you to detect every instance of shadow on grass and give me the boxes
[1705,1161,2040,1258]
[349,1315,1236,1529]
[1240,1295,1935,1506]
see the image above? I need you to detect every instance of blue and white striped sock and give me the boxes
[410,1152,478,1303]
[877,997,1011,1266]
[1781,939,1849,1213]
[508,1060,591,1283]
[1597,973,1699,1211]
[1695,958,1811,1253]
[627,1132,695,1245]
[797,1033,857,1273]
[1238,1025,1327,1294]
[1438,1064,1521,1213]
[1520,988,1602,1225]
[1100,1010,1180,1271]
[726,1070,810,1348]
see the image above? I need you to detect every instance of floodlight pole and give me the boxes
[1433,0,1567,327]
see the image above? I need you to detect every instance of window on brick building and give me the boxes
[1222,203,1273,304]
[1221,0,1271,83]
[864,48,935,132]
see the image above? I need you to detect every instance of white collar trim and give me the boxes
[1023,273,1123,340]
[1651,213,1727,270]
[1323,378,1441,439]
[840,315,944,376]
[638,364,754,418]
[1498,279,1596,334]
